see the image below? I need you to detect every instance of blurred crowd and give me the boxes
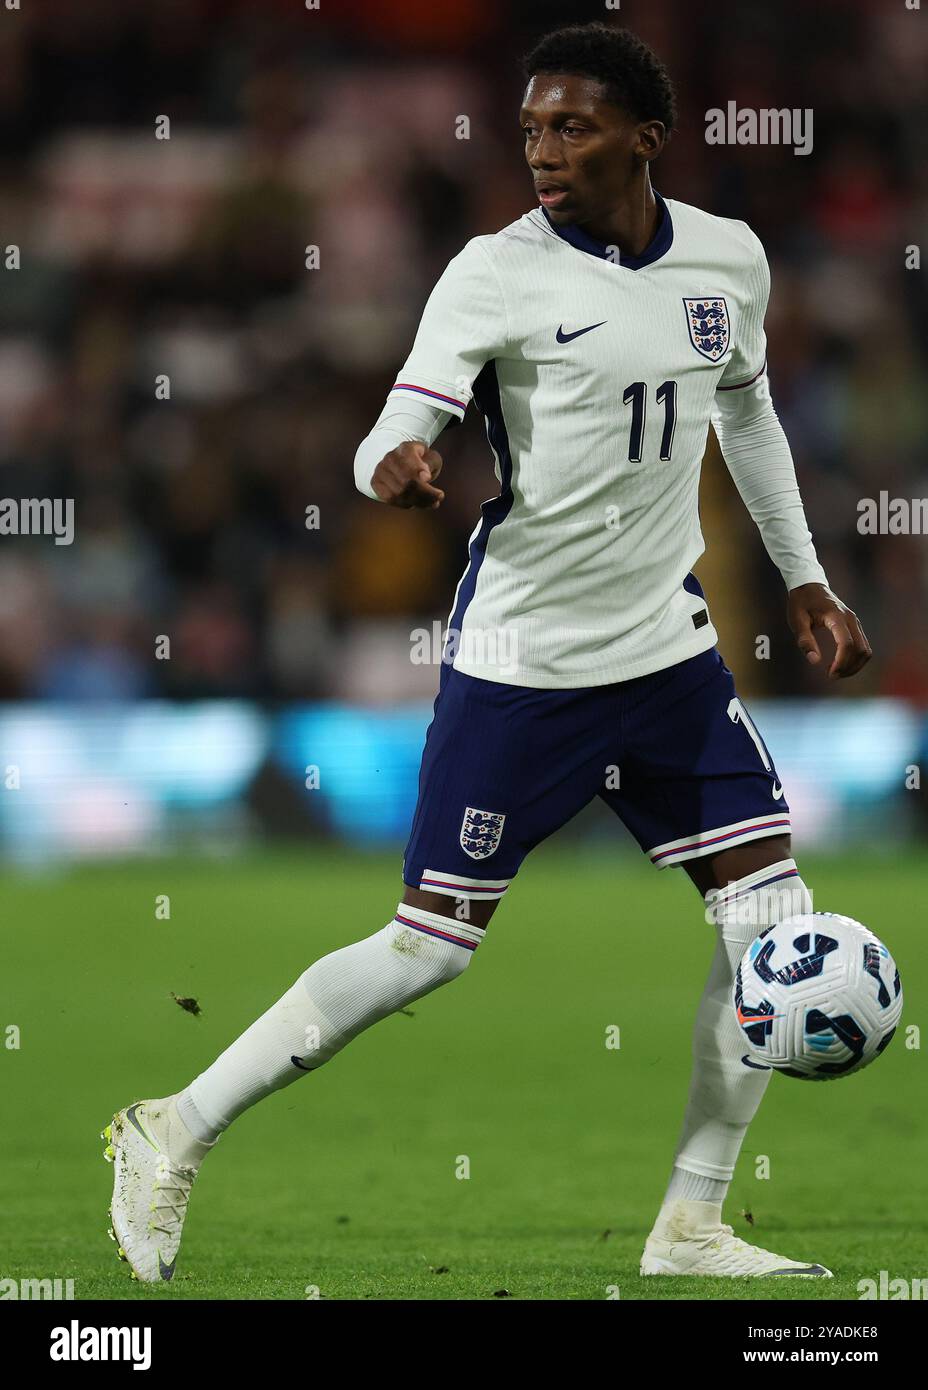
[0,0,926,704]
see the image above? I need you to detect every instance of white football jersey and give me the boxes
[389,194,775,688]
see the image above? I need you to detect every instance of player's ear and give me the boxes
[635,120,666,161]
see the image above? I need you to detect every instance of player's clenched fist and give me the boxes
[372,440,445,509]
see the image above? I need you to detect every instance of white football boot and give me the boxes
[640,1200,832,1278]
[102,1095,214,1282]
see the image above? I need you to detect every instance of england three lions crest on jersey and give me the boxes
[683,296,730,362]
[460,807,506,860]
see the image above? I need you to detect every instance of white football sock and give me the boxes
[176,904,483,1142]
[658,859,812,1219]
[664,1166,728,1204]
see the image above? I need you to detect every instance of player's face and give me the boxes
[520,74,646,227]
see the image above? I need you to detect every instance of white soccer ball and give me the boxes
[734,912,903,1080]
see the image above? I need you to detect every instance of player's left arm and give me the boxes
[785,582,871,680]
[711,235,871,680]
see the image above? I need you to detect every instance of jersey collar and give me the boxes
[542,190,673,270]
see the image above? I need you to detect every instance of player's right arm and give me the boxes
[371,437,445,510]
[353,236,508,508]
[353,396,450,508]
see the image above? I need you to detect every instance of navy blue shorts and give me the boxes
[403,648,790,904]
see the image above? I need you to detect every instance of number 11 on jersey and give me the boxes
[622,380,677,462]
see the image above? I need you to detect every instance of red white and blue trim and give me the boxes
[704,858,808,926]
[648,812,791,869]
[393,909,483,952]
[390,379,468,419]
[706,858,801,905]
[716,357,767,391]
[418,868,510,901]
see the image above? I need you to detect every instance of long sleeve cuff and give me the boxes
[353,397,454,501]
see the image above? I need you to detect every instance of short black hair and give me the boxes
[521,22,677,134]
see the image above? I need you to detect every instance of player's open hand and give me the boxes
[787,583,872,679]
[372,440,445,509]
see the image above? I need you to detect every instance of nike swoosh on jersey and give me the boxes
[772,783,784,799]
[556,321,607,343]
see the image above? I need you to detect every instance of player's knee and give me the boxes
[389,902,485,982]
[693,836,793,897]
[401,885,500,931]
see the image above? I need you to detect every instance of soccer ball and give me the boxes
[734,912,903,1080]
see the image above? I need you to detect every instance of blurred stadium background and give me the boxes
[1,0,927,865]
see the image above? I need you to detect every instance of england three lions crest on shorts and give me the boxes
[460,807,506,860]
[683,296,730,362]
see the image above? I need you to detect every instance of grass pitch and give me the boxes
[2,846,924,1300]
